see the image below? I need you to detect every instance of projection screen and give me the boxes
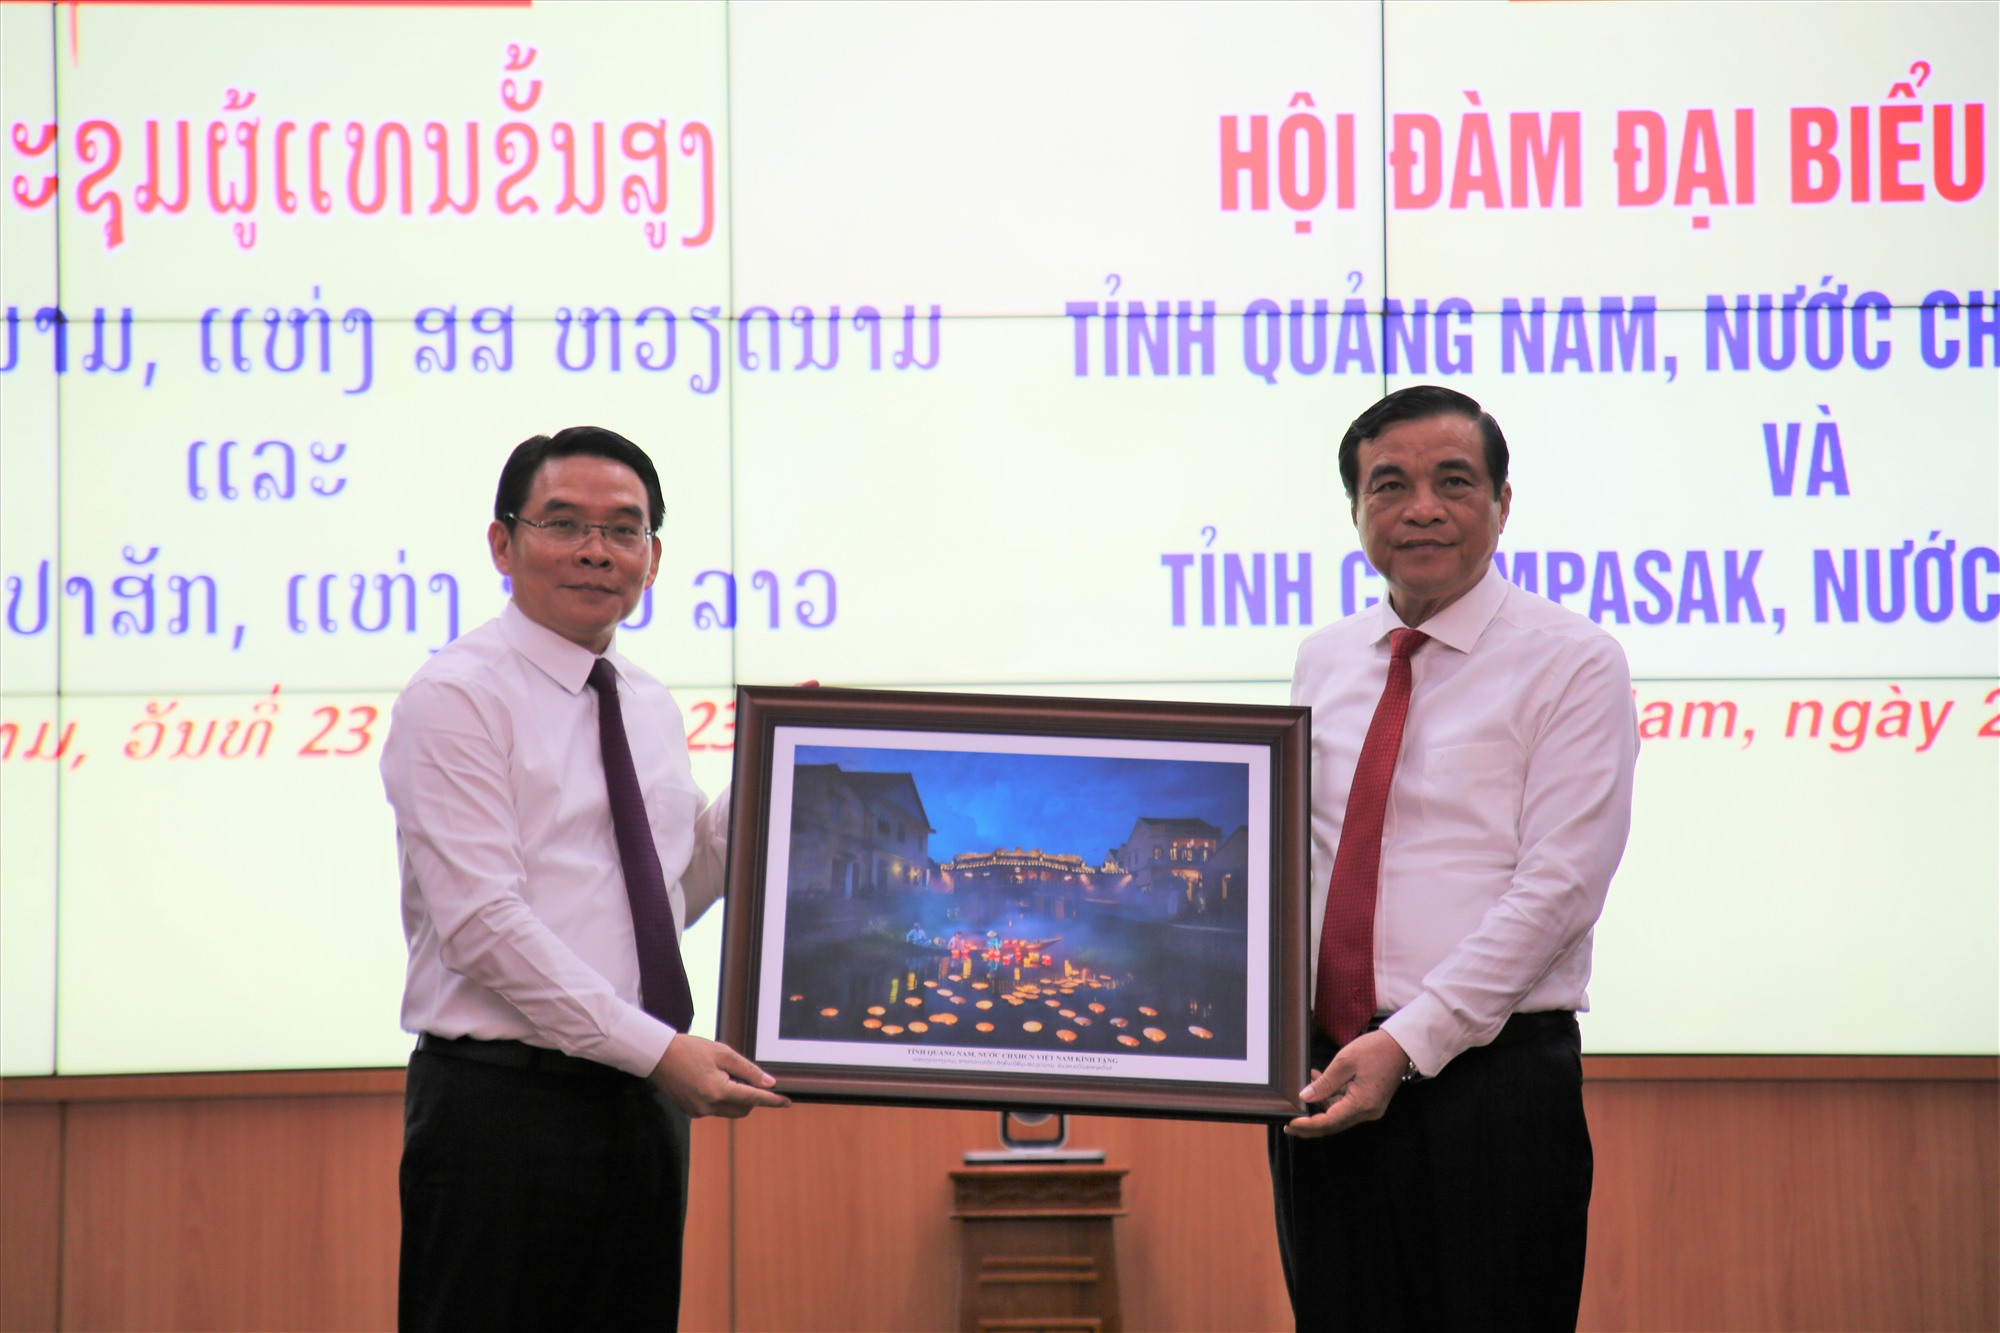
[0,0,1993,1076]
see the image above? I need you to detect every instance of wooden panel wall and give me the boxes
[0,1103,60,1333]
[727,1105,1291,1332]
[3,1062,1995,1332]
[1581,1074,1999,1333]
[57,1094,400,1331]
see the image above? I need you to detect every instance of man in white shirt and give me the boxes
[383,426,788,1331]
[1271,387,1638,1330]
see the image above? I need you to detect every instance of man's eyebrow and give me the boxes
[536,497,647,520]
[1364,461,1408,483]
[1433,457,1477,474]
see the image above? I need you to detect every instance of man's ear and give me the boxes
[489,519,515,575]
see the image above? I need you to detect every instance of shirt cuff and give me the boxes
[598,1004,677,1078]
[1378,994,1463,1079]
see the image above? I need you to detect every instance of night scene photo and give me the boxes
[773,741,1255,1062]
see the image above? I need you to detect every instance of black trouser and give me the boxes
[1268,1011,1591,1333]
[400,1038,690,1333]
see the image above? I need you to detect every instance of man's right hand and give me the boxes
[1283,1028,1408,1138]
[648,1034,792,1118]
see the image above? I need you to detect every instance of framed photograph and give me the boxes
[717,686,1312,1121]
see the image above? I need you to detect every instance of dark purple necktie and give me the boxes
[588,657,696,1031]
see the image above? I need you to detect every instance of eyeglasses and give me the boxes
[508,513,655,551]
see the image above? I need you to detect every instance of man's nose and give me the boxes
[1405,484,1447,520]
[573,528,615,562]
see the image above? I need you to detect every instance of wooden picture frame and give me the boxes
[717,686,1311,1121]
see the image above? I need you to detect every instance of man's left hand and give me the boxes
[648,1034,792,1119]
[1283,1028,1411,1138]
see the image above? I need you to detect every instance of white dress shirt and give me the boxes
[382,602,728,1078]
[1292,565,1637,1077]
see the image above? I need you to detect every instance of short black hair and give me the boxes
[1338,385,1508,502]
[493,426,666,532]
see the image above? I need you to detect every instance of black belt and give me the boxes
[1373,1009,1575,1047]
[415,1033,636,1081]
[1318,1009,1576,1058]
[1487,1009,1576,1045]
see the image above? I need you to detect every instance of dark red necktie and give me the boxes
[1314,627,1428,1045]
[588,657,696,1031]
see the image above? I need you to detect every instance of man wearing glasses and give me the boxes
[382,426,789,1331]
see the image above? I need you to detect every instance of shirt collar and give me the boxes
[1371,562,1507,655]
[499,600,620,694]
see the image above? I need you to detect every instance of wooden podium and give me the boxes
[950,1163,1127,1333]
